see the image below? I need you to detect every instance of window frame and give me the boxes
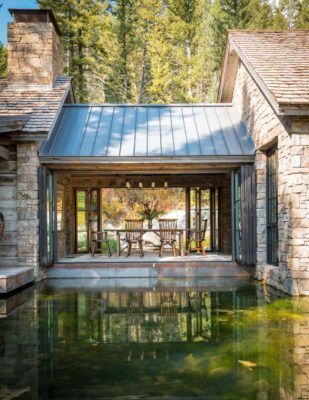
[266,144,278,266]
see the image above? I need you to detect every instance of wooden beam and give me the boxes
[0,145,11,160]
[63,173,229,189]
[217,45,239,103]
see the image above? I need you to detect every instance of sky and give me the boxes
[0,0,38,44]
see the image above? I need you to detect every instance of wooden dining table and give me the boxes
[99,228,196,257]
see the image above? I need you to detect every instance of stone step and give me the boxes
[0,267,34,294]
[49,262,250,279]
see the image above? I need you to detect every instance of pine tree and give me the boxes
[272,7,289,29]
[206,0,275,100]
[296,0,309,27]
[0,42,7,78]
[38,0,111,102]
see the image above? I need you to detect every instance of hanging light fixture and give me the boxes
[126,181,131,189]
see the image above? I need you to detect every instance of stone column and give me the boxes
[255,150,267,277]
[16,142,41,278]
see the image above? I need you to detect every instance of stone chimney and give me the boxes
[7,9,63,88]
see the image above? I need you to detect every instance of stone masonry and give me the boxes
[233,61,309,295]
[7,17,63,86]
[16,142,41,278]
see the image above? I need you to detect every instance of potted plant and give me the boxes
[139,200,165,229]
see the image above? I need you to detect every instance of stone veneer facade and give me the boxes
[16,142,42,279]
[7,19,63,86]
[233,61,309,295]
[0,10,65,279]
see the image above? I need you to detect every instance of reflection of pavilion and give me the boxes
[55,291,213,344]
[44,287,265,349]
[1,284,308,399]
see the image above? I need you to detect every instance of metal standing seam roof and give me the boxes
[40,104,255,158]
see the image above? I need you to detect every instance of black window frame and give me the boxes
[266,145,278,266]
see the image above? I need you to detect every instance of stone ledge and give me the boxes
[0,267,34,294]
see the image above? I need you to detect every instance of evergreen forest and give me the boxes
[0,0,308,102]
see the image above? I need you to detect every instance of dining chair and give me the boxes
[91,231,112,257]
[186,218,208,256]
[158,219,177,257]
[125,219,144,258]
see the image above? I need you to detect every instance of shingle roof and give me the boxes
[0,76,72,135]
[40,104,255,158]
[228,30,309,110]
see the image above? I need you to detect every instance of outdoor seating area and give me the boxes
[90,218,208,258]
[53,173,232,265]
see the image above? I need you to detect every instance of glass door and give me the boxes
[75,189,100,253]
[89,189,100,239]
[232,166,256,265]
[46,171,55,263]
[76,190,88,253]
[188,188,220,252]
[39,167,56,266]
[233,170,242,262]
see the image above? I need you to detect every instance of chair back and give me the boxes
[159,219,177,241]
[125,219,144,241]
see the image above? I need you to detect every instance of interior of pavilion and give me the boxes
[53,172,233,263]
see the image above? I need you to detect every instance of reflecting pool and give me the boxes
[0,278,309,399]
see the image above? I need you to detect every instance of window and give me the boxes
[267,145,278,265]
[57,190,64,231]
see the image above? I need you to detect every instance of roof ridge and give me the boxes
[228,29,309,33]
[62,103,235,107]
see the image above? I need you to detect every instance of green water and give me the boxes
[0,279,308,399]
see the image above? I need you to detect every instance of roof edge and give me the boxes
[62,102,235,107]
[227,28,309,33]
[39,155,256,164]
[218,31,309,115]
[218,33,281,115]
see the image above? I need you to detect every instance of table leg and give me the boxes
[179,232,184,256]
[116,232,121,256]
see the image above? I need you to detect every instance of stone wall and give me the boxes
[16,142,41,278]
[7,21,63,86]
[0,145,18,267]
[233,61,309,295]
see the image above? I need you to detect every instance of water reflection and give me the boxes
[0,280,308,399]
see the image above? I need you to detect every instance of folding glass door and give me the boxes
[75,189,100,253]
[233,171,242,262]
[232,167,256,265]
[39,167,56,266]
[187,188,220,252]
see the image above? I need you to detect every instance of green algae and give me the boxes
[0,282,308,399]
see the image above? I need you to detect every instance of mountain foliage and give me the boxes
[0,0,308,102]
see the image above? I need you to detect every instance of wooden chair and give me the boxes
[125,219,144,258]
[91,231,112,257]
[158,219,177,257]
[186,219,208,256]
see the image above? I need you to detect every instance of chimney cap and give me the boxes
[8,9,61,36]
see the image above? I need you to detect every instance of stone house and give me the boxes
[0,9,308,295]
